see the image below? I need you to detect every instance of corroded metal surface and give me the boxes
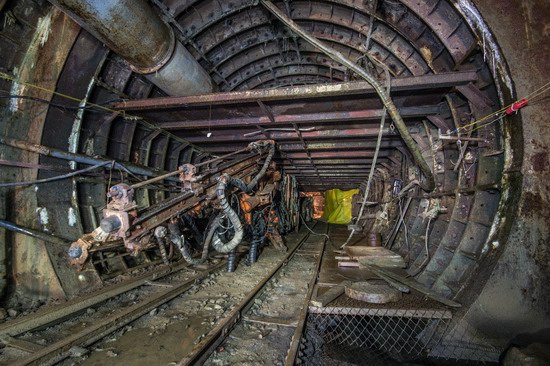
[50,0,213,95]
[1,0,547,357]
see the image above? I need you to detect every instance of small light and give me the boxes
[206,132,212,138]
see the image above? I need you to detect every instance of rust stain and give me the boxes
[10,8,80,301]
[530,151,548,172]
[521,192,544,216]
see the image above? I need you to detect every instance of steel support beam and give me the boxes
[179,128,391,143]
[291,164,373,169]
[280,158,388,165]
[296,174,370,177]
[157,106,439,130]
[284,169,369,174]
[202,140,403,153]
[114,71,476,110]
[283,151,390,159]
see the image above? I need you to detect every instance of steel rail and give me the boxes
[12,261,226,366]
[178,224,324,365]
[284,227,328,366]
[0,261,193,338]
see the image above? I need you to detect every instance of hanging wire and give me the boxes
[398,198,410,252]
[444,80,550,135]
[0,161,111,187]
[410,217,433,277]
[0,71,204,153]
[0,91,123,113]
[340,69,391,248]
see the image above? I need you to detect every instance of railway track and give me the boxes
[0,223,327,366]
[186,222,327,366]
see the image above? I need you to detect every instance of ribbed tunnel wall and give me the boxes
[0,0,548,346]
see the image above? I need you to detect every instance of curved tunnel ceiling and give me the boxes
[0,0,530,334]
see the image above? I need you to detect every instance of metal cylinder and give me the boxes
[227,249,237,272]
[366,232,382,247]
[100,215,121,233]
[147,41,214,97]
[49,0,213,96]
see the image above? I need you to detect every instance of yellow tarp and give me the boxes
[322,189,359,224]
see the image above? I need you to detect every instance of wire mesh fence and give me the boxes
[296,290,501,365]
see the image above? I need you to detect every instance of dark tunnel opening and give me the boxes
[0,0,549,365]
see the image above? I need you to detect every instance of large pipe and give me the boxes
[48,0,213,96]
[0,219,69,246]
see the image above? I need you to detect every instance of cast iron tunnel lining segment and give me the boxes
[0,0,530,362]
[1,0,507,294]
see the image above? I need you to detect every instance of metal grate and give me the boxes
[428,309,502,363]
[297,291,501,365]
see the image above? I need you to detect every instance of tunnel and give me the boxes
[0,0,549,364]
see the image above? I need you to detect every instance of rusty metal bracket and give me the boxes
[178,163,204,195]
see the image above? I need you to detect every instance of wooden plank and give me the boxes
[369,265,462,308]
[243,316,297,328]
[362,264,410,293]
[310,281,351,307]
[334,256,351,260]
[1,335,44,353]
[358,257,407,268]
[337,261,359,268]
[347,246,407,268]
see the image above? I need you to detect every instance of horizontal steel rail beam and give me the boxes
[157,105,440,130]
[202,140,403,153]
[179,127,391,143]
[115,71,477,110]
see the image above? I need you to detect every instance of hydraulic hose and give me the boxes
[153,226,170,265]
[228,140,276,194]
[227,249,237,272]
[168,222,203,265]
[249,211,267,264]
[211,175,244,253]
[210,140,275,254]
[199,215,222,261]
[244,140,276,192]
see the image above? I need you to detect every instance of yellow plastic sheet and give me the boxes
[322,189,359,224]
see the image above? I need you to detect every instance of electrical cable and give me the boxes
[398,198,411,252]
[0,71,204,154]
[0,161,111,187]
[340,108,387,248]
[445,80,550,135]
[299,212,332,246]
[340,70,390,248]
[410,217,433,277]
[0,91,123,113]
